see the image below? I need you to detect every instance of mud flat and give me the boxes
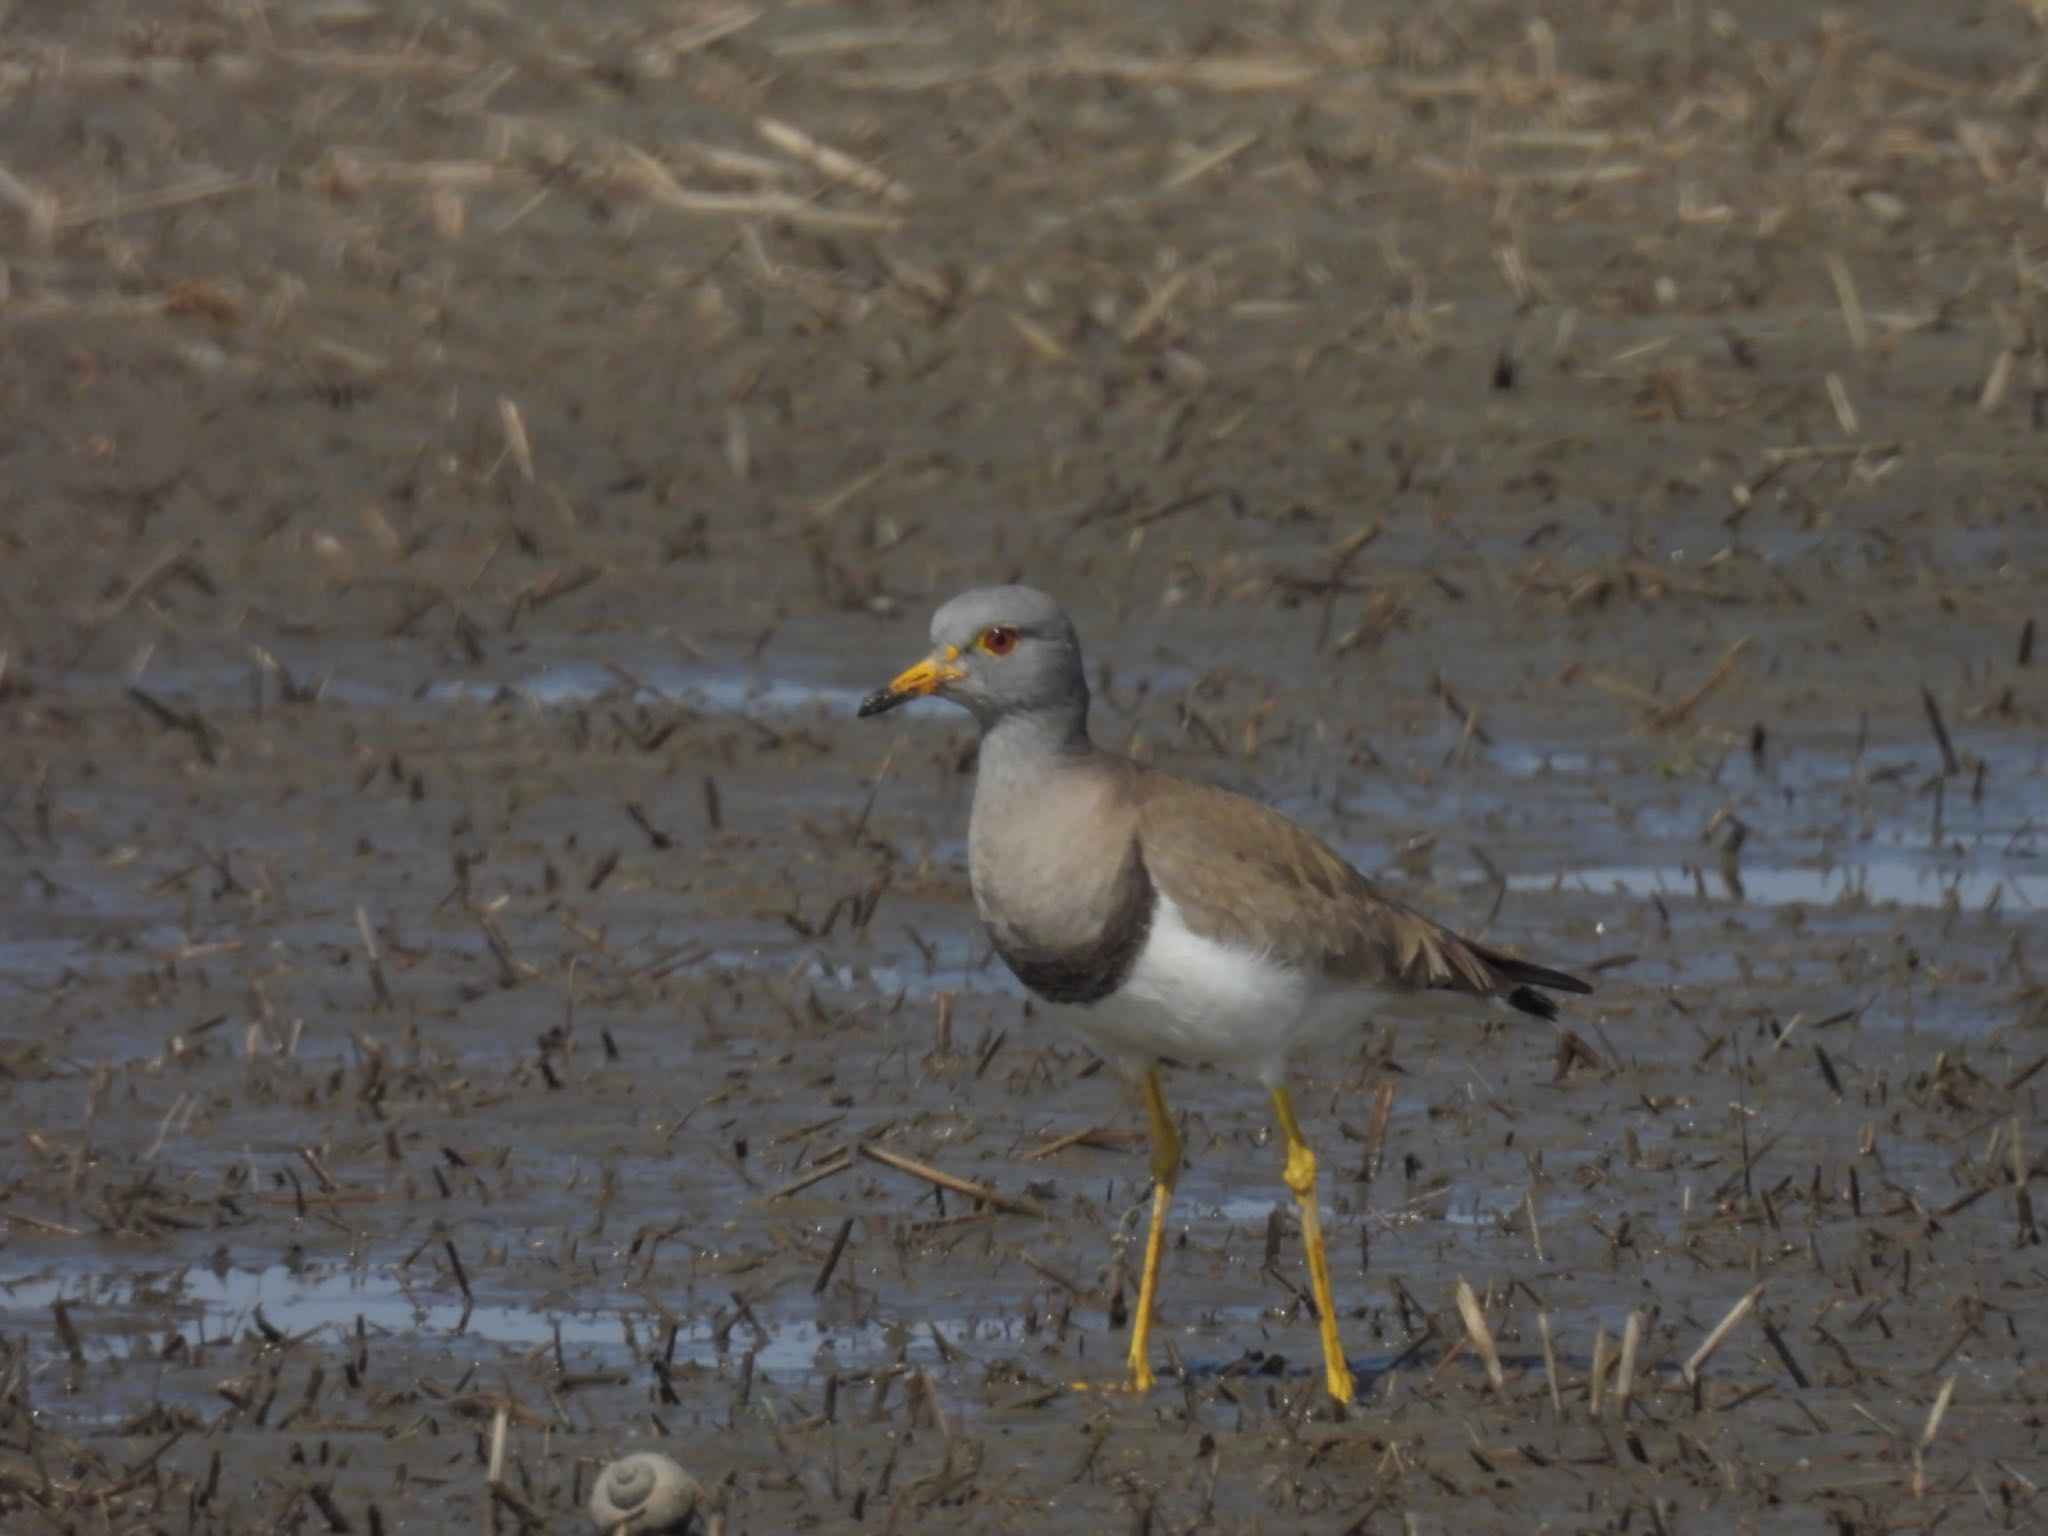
[3,2,2045,1531]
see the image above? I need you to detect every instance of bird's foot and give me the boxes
[1324,1361,1358,1405]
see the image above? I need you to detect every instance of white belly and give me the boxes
[1065,895,1378,1084]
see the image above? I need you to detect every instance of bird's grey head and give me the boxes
[858,585,1090,738]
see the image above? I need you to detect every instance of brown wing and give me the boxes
[1130,765,1588,1010]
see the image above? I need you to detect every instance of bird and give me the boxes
[858,585,1589,1403]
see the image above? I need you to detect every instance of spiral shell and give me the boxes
[589,1452,702,1535]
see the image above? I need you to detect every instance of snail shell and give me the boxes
[589,1453,702,1535]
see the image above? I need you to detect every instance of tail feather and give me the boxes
[1470,942,1592,1020]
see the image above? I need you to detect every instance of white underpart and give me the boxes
[1068,894,1386,1086]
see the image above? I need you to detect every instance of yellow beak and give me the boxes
[858,647,964,717]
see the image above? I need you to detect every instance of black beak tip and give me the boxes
[857,688,904,718]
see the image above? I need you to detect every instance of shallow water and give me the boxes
[1509,855,2042,911]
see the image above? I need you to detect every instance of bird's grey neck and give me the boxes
[976,704,1095,782]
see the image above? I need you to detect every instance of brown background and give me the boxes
[2,2,2044,1532]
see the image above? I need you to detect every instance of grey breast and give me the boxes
[968,757,1157,1006]
[990,840,1155,1004]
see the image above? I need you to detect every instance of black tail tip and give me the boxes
[1507,985,1560,1021]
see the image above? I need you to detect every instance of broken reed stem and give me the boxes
[1646,636,1752,730]
[1920,684,1961,775]
[757,116,912,206]
[1826,250,1869,353]
[1538,1312,1563,1423]
[1162,130,1260,191]
[1588,1324,1610,1420]
[485,1402,509,1485]
[849,749,894,847]
[1911,1374,1957,1497]
[0,160,57,242]
[638,182,900,231]
[1454,1278,1506,1393]
[1684,1284,1764,1386]
[2014,1116,2037,1244]
[857,1144,1047,1218]
[814,1216,855,1295]
[57,170,260,230]
[1761,1315,1812,1389]
[1024,1127,1088,1161]
[355,905,394,1009]
[1615,1311,1644,1420]
[1363,1078,1395,1180]
[762,1152,853,1202]
[497,397,534,482]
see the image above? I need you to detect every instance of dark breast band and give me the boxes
[988,844,1157,1006]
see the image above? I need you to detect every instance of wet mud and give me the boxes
[3,2,2046,1532]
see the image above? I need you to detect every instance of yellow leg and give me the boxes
[1270,1084,1357,1405]
[1126,1065,1181,1391]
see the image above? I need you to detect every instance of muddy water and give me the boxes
[5,1,2047,1531]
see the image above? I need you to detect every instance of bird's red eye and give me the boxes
[980,625,1018,656]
